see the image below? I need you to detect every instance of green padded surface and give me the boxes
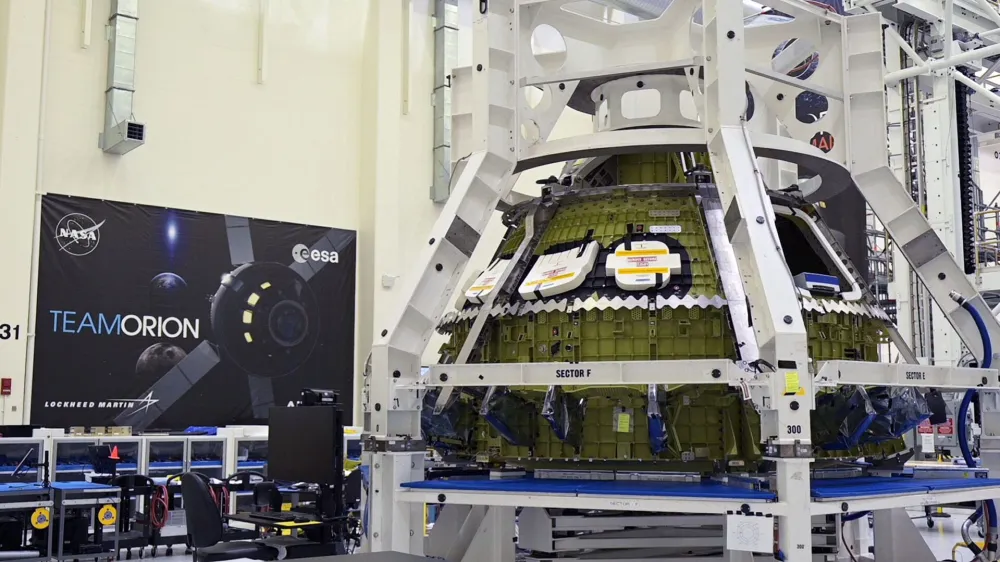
[435,153,900,469]
[534,193,721,297]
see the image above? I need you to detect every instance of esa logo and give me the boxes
[905,371,926,381]
[555,369,591,378]
[292,243,339,264]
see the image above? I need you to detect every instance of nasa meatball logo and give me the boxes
[292,243,339,264]
[55,212,104,257]
[809,131,835,153]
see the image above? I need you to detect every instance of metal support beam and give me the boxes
[885,42,1000,83]
[702,0,812,558]
[978,56,1000,83]
[957,69,1000,107]
[885,26,928,70]
[973,0,1000,29]
[945,0,954,60]
[852,21,1000,366]
[364,0,518,553]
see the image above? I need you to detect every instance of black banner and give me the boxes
[32,195,356,430]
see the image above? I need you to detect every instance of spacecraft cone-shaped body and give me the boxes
[423,72,926,472]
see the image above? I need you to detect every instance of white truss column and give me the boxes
[702,0,810,370]
[363,0,518,555]
[884,32,916,354]
[923,67,965,366]
[855,17,1000,366]
[702,0,812,559]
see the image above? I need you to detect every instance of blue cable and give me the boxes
[958,388,996,526]
[956,298,997,533]
[962,299,993,370]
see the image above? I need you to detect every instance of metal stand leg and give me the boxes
[367,452,424,554]
[872,509,937,562]
[444,505,488,562]
[57,494,65,562]
[774,459,813,561]
[404,501,515,562]
[458,506,515,562]
[838,517,867,562]
[426,505,473,559]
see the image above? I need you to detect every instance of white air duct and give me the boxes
[430,0,458,202]
[99,0,145,155]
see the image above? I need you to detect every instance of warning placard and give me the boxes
[938,418,954,436]
[605,241,681,291]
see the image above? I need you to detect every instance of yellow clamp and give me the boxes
[98,505,117,526]
[30,508,50,530]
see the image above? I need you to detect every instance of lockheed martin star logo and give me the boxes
[109,392,159,415]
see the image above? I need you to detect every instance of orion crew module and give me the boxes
[362,0,1000,560]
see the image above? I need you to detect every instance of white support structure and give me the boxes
[853,16,1000,367]
[885,24,919,357]
[702,0,813,553]
[422,359,999,389]
[363,0,518,552]
[361,0,1000,560]
[877,7,1000,368]
[925,63,966,367]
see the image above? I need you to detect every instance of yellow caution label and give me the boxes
[281,502,292,512]
[98,505,117,526]
[616,413,631,433]
[784,372,801,396]
[615,249,668,256]
[523,273,575,286]
[30,508,50,530]
[617,267,671,275]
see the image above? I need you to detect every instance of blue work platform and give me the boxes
[402,475,1000,501]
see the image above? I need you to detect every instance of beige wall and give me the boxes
[0,0,427,424]
[0,0,592,425]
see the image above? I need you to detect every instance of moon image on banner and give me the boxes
[136,343,187,379]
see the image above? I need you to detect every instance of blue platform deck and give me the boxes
[0,481,116,493]
[401,476,1000,502]
[810,476,1000,500]
[402,477,776,501]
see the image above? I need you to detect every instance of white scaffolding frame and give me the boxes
[361,1,1000,560]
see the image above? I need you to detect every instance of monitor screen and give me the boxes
[268,406,343,484]
[346,437,362,460]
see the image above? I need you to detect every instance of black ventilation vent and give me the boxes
[126,122,145,141]
[955,70,977,274]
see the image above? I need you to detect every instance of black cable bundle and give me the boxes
[955,67,977,274]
